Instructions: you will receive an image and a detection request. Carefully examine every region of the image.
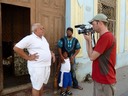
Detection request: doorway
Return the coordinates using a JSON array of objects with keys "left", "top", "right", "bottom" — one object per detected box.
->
[{"left": 1, "top": 3, "right": 31, "bottom": 88}]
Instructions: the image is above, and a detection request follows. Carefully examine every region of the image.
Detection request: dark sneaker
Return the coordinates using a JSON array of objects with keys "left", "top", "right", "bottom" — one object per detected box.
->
[
  {"left": 60, "top": 91, "right": 67, "bottom": 96},
  {"left": 66, "top": 90, "right": 72, "bottom": 95}
]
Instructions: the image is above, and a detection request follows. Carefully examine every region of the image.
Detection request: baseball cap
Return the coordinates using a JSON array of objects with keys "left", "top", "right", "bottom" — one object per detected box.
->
[{"left": 89, "top": 13, "right": 108, "bottom": 24}]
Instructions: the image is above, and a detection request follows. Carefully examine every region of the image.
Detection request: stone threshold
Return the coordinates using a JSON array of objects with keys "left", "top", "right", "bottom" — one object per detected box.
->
[{"left": 1, "top": 83, "right": 31, "bottom": 95}]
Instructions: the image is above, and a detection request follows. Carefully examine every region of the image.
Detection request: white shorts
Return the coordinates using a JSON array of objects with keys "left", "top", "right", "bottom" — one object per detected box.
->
[{"left": 28, "top": 66, "right": 50, "bottom": 90}]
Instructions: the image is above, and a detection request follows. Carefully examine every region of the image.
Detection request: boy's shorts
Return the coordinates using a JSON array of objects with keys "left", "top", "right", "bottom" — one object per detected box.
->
[
  {"left": 58, "top": 71, "right": 72, "bottom": 88},
  {"left": 28, "top": 66, "right": 50, "bottom": 90}
]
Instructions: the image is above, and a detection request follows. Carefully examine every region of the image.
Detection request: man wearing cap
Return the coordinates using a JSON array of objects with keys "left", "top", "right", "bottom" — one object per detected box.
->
[{"left": 83, "top": 13, "right": 116, "bottom": 96}]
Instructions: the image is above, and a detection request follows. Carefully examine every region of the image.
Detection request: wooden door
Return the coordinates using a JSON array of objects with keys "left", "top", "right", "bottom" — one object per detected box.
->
[
  {"left": 35, "top": 0, "right": 65, "bottom": 81},
  {"left": 36, "top": 0, "right": 65, "bottom": 53}
]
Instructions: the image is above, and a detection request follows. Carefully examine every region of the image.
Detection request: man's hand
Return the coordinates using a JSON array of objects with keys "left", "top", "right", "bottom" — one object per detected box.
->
[
  {"left": 83, "top": 32, "right": 92, "bottom": 42},
  {"left": 51, "top": 52, "right": 56, "bottom": 63},
  {"left": 60, "top": 55, "right": 65, "bottom": 63},
  {"left": 70, "top": 56, "right": 75, "bottom": 64},
  {"left": 28, "top": 53, "right": 39, "bottom": 61}
]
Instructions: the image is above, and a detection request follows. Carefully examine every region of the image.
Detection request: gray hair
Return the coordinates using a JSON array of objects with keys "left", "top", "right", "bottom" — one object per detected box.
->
[{"left": 31, "top": 23, "right": 41, "bottom": 32}]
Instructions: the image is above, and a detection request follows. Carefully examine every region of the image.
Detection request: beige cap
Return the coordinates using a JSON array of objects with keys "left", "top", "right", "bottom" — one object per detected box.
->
[{"left": 89, "top": 13, "right": 108, "bottom": 24}]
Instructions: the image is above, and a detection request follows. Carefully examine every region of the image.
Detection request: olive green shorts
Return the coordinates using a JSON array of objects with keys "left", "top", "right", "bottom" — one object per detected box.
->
[{"left": 93, "top": 80, "right": 116, "bottom": 96}]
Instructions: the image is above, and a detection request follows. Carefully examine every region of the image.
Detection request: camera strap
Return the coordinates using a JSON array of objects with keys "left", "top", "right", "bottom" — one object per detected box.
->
[{"left": 92, "top": 33, "right": 96, "bottom": 47}]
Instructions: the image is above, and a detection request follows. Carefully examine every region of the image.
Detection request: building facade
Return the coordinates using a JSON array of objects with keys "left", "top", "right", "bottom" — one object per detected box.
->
[
  {"left": 0, "top": 0, "right": 128, "bottom": 95},
  {"left": 0, "top": 0, "right": 65, "bottom": 95},
  {"left": 66, "top": 0, "right": 128, "bottom": 81}
]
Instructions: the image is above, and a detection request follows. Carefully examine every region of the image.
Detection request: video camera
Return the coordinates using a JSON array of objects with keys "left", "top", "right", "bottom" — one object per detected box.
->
[{"left": 75, "top": 24, "right": 94, "bottom": 35}]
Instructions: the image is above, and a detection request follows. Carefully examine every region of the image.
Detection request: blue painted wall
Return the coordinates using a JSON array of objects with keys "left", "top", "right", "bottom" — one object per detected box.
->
[
  {"left": 119, "top": 0, "right": 126, "bottom": 53},
  {"left": 65, "top": 0, "right": 71, "bottom": 32}
]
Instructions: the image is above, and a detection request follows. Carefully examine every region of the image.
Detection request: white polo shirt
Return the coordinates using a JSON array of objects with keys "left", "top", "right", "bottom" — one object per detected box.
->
[{"left": 15, "top": 33, "right": 51, "bottom": 67}]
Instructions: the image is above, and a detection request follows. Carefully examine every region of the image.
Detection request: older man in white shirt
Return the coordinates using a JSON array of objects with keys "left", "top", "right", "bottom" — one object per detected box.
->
[{"left": 13, "top": 23, "right": 55, "bottom": 96}]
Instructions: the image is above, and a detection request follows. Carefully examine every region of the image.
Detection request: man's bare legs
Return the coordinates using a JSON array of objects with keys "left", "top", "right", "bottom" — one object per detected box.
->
[
  {"left": 32, "top": 88, "right": 40, "bottom": 96},
  {"left": 32, "top": 84, "right": 44, "bottom": 96},
  {"left": 40, "top": 85, "right": 44, "bottom": 96}
]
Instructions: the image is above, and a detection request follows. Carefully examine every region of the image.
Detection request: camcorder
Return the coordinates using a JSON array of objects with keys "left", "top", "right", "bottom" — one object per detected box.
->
[
  {"left": 75, "top": 24, "right": 94, "bottom": 35},
  {"left": 75, "top": 24, "right": 96, "bottom": 46}
]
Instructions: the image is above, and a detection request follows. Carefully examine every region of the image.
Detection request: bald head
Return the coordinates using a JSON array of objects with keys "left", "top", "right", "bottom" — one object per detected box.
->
[{"left": 31, "top": 23, "right": 42, "bottom": 32}]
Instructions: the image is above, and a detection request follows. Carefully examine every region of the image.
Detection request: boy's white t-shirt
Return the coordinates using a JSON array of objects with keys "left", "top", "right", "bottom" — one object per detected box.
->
[{"left": 60, "top": 58, "right": 71, "bottom": 72}]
